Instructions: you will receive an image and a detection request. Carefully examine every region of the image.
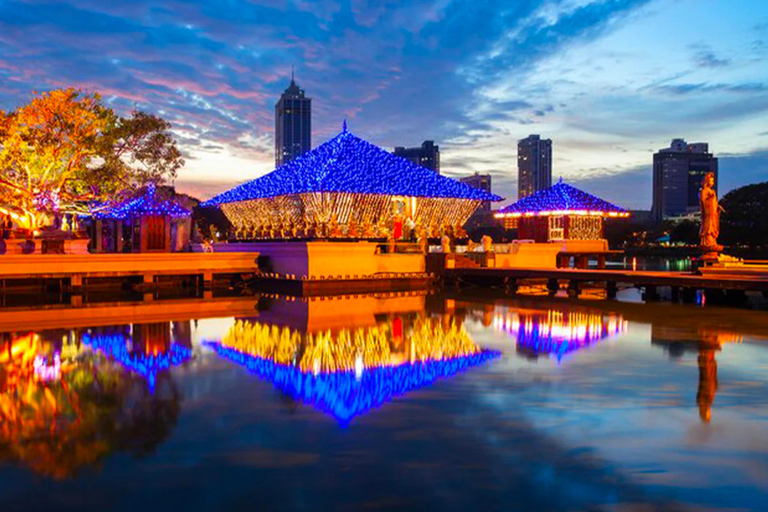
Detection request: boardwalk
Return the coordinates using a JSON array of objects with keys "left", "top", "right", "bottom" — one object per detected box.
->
[{"left": 446, "top": 266, "right": 768, "bottom": 302}]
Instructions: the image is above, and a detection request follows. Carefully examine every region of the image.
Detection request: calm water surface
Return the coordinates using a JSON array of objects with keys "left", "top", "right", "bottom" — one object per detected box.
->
[{"left": 1, "top": 289, "right": 767, "bottom": 512}]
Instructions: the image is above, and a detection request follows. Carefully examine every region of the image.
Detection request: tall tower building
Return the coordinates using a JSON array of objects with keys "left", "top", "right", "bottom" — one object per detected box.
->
[
  {"left": 517, "top": 134, "right": 552, "bottom": 199},
  {"left": 275, "top": 74, "right": 311, "bottom": 167},
  {"left": 652, "top": 139, "right": 718, "bottom": 221},
  {"left": 459, "top": 173, "right": 492, "bottom": 212},
  {"left": 393, "top": 141, "right": 440, "bottom": 173}
]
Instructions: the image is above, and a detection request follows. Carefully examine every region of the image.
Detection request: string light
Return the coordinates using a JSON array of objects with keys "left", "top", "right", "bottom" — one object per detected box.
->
[
  {"left": 202, "top": 315, "right": 501, "bottom": 424},
  {"left": 81, "top": 332, "right": 192, "bottom": 392},
  {"left": 206, "top": 342, "right": 499, "bottom": 426},
  {"left": 92, "top": 186, "right": 191, "bottom": 220},
  {"left": 495, "top": 181, "right": 629, "bottom": 218},
  {"left": 494, "top": 309, "right": 627, "bottom": 361},
  {"left": 201, "top": 128, "right": 502, "bottom": 207}
]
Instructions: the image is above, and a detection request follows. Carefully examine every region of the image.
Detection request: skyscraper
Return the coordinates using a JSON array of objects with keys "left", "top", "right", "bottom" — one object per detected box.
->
[
  {"left": 460, "top": 173, "right": 492, "bottom": 213},
  {"left": 275, "top": 74, "right": 311, "bottom": 167},
  {"left": 393, "top": 141, "right": 440, "bottom": 173},
  {"left": 460, "top": 172, "right": 495, "bottom": 230},
  {"left": 652, "top": 139, "right": 718, "bottom": 221},
  {"left": 517, "top": 134, "right": 552, "bottom": 199}
]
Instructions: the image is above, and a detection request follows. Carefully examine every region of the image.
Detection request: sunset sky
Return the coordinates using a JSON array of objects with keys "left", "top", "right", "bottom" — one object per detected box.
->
[{"left": 1, "top": 0, "right": 767, "bottom": 208}]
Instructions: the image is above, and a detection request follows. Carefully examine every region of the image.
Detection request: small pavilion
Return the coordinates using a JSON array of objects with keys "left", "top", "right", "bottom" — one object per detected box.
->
[
  {"left": 201, "top": 123, "right": 502, "bottom": 241},
  {"left": 495, "top": 180, "right": 629, "bottom": 242},
  {"left": 90, "top": 187, "right": 192, "bottom": 253},
  {"left": 493, "top": 180, "right": 629, "bottom": 268}
]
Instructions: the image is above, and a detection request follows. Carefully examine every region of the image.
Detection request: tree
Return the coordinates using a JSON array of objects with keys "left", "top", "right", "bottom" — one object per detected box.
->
[
  {"left": 720, "top": 181, "right": 768, "bottom": 251},
  {"left": 669, "top": 219, "right": 699, "bottom": 245},
  {"left": 0, "top": 89, "right": 183, "bottom": 230}
]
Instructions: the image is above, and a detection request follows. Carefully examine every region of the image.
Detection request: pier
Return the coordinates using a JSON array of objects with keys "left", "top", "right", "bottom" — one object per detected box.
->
[
  {"left": 445, "top": 266, "right": 768, "bottom": 303},
  {"left": 0, "top": 252, "right": 259, "bottom": 292}
]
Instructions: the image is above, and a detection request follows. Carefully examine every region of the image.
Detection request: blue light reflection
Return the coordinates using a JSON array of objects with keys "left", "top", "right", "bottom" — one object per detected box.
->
[{"left": 205, "top": 342, "right": 500, "bottom": 426}]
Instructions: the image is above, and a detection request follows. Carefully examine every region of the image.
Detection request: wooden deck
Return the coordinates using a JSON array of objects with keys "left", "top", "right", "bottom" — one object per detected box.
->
[
  {"left": 0, "top": 252, "right": 259, "bottom": 289},
  {"left": 446, "top": 266, "right": 768, "bottom": 301},
  {"left": 0, "top": 295, "right": 261, "bottom": 332}
]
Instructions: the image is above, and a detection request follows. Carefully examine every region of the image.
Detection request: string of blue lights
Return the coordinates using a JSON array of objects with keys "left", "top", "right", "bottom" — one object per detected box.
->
[
  {"left": 498, "top": 181, "right": 627, "bottom": 215},
  {"left": 205, "top": 341, "right": 500, "bottom": 426},
  {"left": 201, "top": 128, "right": 502, "bottom": 207}
]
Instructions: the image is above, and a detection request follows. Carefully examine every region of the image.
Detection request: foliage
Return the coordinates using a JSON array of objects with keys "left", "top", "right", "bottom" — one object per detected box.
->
[
  {"left": 0, "top": 337, "right": 181, "bottom": 479},
  {"left": 0, "top": 88, "right": 183, "bottom": 229},
  {"left": 669, "top": 220, "right": 699, "bottom": 245},
  {"left": 720, "top": 181, "right": 768, "bottom": 249}
]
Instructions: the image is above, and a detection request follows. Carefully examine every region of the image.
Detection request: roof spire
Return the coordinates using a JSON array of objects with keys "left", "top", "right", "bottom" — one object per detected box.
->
[
  {"left": 291, "top": 65, "right": 295, "bottom": 84},
  {"left": 342, "top": 118, "right": 348, "bottom": 133},
  {"left": 558, "top": 176, "right": 563, "bottom": 184}
]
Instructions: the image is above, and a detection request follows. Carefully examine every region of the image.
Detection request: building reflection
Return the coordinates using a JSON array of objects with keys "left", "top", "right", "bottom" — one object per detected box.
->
[
  {"left": 81, "top": 322, "right": 193, "bottom": 392},
  {"left": 0, "top": 322, "right": 187, "bottom": 479},
  {"left": 492, "top": 308, "right": 627, "bottom": 361},
  {"left": 652, "top": 326, "right": 742, "bottom": 423},
  {"left": 205, "top": 293, "right": 499, "bottom": 425}
]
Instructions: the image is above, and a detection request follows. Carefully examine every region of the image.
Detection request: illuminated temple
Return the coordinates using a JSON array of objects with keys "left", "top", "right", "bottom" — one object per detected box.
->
[
  {"left": 493, "top": 307, "right": 627, "bottom": 361},
  {"left": 204, "top": 294, "right": 499, "bottom": 424},
  {"left": 495, "top": 180, "right": 628, "bottom": 243},
  {"left": 201, "top": 124, "right": 501, "bottom": 240}
]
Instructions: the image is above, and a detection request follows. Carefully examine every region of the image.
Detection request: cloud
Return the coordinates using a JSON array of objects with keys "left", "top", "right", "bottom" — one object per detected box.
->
[{"left": 0, "top": 0, "right": 766, "bottom": 202}]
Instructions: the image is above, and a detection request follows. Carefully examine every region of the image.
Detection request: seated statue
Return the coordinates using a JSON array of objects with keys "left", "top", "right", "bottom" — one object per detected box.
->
[
  {"left": 329, "top": 214, "right": 342, "bottom": 238},
  {"left": 347, "top": 217, "right": 359, "bottom": 238},
  {"left": 481, "top": 234, "right": 493, "bottom": 252}
]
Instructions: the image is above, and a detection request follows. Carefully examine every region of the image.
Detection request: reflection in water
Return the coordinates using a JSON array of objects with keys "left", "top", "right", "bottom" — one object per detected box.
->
[
  {"left": 82, "top": 324, "right": 192, "bottom": 392},
  {"left": 206, "top": 312, "right": 499, "bottom": 425},
  {"left": 652, "top": 326, "right": 743, "bottom": 423},
  {"left": 493, "top": 308, "right": 627, "bottom": 361},
  {"left": 0, "top": 325, "right": 184, "bottom": 479}
]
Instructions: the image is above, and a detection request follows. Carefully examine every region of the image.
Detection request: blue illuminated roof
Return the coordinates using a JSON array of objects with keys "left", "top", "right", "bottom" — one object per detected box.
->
[
  {"left": 497, "top": 180, "right": 627, "bottom": 215},
  {"left": 205, "top": 341, "right": 500, "bottom": 426},
  {"left": 82, "top": 332, "right": 192, "bottom": 392},
  {"left": 93, "top": 186, "right": 191, "bottom": 220},
  {"left": 201, "top": 127, "right": 502, "bottom": 206}
]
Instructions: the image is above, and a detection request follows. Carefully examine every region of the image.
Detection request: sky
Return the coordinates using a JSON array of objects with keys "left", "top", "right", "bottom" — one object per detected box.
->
[{"left": 1, "top": 0, "right": 767, "bottom": 209}]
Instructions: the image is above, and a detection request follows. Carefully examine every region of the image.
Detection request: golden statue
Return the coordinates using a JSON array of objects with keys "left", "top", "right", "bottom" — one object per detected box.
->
[
  {"left": 347, "top": 217, "right": 359, "bottom": 238},
  {"left": 361, "top": 217, "right": 376, "bottom": 238},
  {"left": 699, "top": 172, "right": 723, "bottom": 254},
  {"left": 329, "top": 214, "right": 342, "bottom": 238},
  {"left": 697, "top": 345, "right": 718, "bottom": 423}
]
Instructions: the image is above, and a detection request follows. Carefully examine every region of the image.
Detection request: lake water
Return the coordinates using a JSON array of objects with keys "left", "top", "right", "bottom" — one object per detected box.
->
[{"left": 1, "top": 289, "right": 768, "bottom": 512}]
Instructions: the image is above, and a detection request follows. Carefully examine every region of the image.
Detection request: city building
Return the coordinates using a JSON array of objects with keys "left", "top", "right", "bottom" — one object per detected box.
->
[
  {"left": 494, "top": 179, "right": 628, "bottom": 251},
  {"left": 517, "top": 134, "right": 552, "bottom": 199},
  {"left": 460, "top": 173, "right": 497, "bottom": 230},
  {"left": 459, "top": 173, "right": 493, "bottom": 213},
  {"left": 275, "top": 75, "right": 311, "bottom": 167},
  {"left": 393, "top": 141, "right": 440, "bottom": 173},
  {"left": 652, "top": 139, "right": 718, "bottom": 221}
]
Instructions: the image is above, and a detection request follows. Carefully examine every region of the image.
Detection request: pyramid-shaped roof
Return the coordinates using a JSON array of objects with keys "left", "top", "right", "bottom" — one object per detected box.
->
[
  {"left": 93, "top": 186, "right": 191, "bottom": 219},
  {"left": 201, "top": 127, "right": 502, "bottom": 207},
  {"left": 496, "top": 180, "right": 627, "bottom": 217}
]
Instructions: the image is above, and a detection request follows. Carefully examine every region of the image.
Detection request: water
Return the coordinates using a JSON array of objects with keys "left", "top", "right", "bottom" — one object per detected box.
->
[{"left": 1, "top": 290, "right": 768, "bottom": 511}]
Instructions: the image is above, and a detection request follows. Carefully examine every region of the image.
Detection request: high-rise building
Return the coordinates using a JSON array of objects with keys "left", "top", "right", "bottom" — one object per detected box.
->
[
  {"left": 460, "top": 173, "right": 492, "bottom": 212},
  {"left": 652, "top": 139, "right": 718, "bottom": 221},
  {"left": 393, "top": 141, "right": 440, "bottom": 173},
  {"left": 275, "top": 75, "right": 311, "bottom": 167},
  {"left": 517, "top": 134, "right": 552, "bottom": 199}
]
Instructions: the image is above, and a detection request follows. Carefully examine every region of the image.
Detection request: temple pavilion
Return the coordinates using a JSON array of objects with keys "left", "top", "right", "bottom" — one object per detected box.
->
[
  {"left": 90, "top": 186, "right": 192, "bottom": 253},
  {"left": 201, "top": 124, "right": 502, "bottom": 240},
  {"left": 495, "top": 180, "right": 629, "bottom": 243}
]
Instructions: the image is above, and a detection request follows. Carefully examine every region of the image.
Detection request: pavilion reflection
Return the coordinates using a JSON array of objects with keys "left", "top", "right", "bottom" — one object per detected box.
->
[
  {"left": 80, "top": 322, "right": 193, "bottom": 392},
  {"left": 0, "top": 323, "right": 185, "bottom": 478},
  {"left": 205, "top": 293, "right": 499, "bottom": 425},
  {"left": 652, "top": 326, "right": 742, "bottom": 423},
  {"left": 492, "top": 307, "right": 627, "bottom": 361}
]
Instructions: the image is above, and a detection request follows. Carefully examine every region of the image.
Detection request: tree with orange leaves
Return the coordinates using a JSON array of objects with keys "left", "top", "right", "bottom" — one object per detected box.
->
[{"left": 0, "top": 88, "right": 183, "bottom": 230}]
